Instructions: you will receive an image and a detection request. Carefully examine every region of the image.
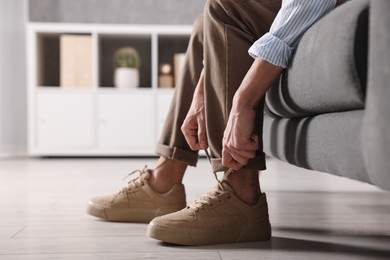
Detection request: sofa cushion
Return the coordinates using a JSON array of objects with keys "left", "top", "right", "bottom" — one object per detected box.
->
[
  {"left": 362, "top": 0, "right": 390, "bottom": 192},
  {"left": 263, "top": 110, "right": 373, "bottom": 188},
  {"left": 266, "top": 0, "right": 369, "bottom": 118}
]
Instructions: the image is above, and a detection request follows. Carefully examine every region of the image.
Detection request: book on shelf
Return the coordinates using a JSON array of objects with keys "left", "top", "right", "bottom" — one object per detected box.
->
[
  {"left": 60, "top": 35, "right": 93, "bottom": 88},
  {"left": 174, "top": 53, "right": 186, "bottom": 87}
]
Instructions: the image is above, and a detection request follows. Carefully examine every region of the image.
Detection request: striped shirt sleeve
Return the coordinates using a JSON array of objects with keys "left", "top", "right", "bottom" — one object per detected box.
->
[{"left": 248, "top": 0, "right": 337, "bottom": 68}]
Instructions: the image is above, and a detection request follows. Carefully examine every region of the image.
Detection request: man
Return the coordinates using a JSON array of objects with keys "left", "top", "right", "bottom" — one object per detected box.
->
[{"left": 87, "top": 0, "right": 343, "bottom": 245}]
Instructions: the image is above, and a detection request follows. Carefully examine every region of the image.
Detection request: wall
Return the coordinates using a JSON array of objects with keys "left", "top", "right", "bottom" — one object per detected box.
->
[
  {"left": 29, "top": 0, "right": 206, "bottom": 25},
  {"left": 0, "top": 0, "right": 28, "bottom": 157}
]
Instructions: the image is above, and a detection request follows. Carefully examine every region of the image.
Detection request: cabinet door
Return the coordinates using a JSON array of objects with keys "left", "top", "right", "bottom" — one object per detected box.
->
[
  {"left": 157, "top": 91, "right": 174, "bottom": 140},
  {"left": 98, "top": 92, "right": 155, "bottom": 149},
  {"left": 36, "top": 92, "right": 94, "bottom": 148}
]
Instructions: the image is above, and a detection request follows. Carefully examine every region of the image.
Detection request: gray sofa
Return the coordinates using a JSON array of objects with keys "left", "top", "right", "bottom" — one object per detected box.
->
[{"left": 263, "top": 0, "right": 390, "bottom": 190}]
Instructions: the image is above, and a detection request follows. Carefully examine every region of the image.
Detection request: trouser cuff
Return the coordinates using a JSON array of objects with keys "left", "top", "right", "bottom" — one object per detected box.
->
[
  {"left": 210, "top": 153, "right": 267, "bottom": 172},
  {"left": 155, "top": 144, "right": 199, "bottom": 167}
]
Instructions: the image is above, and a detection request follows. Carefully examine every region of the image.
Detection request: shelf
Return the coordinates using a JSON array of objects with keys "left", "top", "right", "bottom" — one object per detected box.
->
[
  {"left": 158, "top": 35, "right": 189, "bottom": 88},
  {"left": 36, "top": 32, "right": 93, "bottom": 87},
  {"left": 28, "top": 23, "right": 191, "bottom": 156},
  {"left": 36, "top": 86, "right": 95, "bottom": 94},
  {"left": 36, "top": 33, "right": 61, "bottom": 86},
  {"left": 97, "top": 87, "right": 155, "bottom": 94},
  {"left": 98, "top": 34, "right": 152, "bottom": 88},
  {"left": 35, "top": 86, "right": 169, "bottom": 95}
]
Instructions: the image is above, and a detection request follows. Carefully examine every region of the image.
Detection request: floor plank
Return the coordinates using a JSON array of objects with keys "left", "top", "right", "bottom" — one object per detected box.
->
[{"left": 0, "top": 157, "right": 389, "bottom": 259}]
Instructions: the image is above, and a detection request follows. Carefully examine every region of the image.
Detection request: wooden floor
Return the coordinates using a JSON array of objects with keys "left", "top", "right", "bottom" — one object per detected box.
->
[{"left": 0, "top": 157, "right": 389, "bottom": 259}]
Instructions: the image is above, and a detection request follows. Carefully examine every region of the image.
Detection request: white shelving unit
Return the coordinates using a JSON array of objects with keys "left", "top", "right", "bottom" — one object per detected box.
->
[{"left": 27, "top": 23, "right": 192, "bottom": 156}]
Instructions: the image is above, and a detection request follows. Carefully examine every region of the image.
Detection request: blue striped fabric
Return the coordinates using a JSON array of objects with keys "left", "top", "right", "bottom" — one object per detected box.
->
[{"left": 248, "top": 0, "right": 337, "bottom": 68}]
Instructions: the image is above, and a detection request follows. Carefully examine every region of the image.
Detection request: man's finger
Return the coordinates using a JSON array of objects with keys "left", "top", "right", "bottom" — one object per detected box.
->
[
  {"left": 226, "top": 143, "right": 257, "bottom": 159},
  {"left": 222, "top": 148, "right": 243, "bottom": 171},
  {"left": 224, "top": 145, "right": 249, "bottom": 166},
  {"left": 181, "top": 124, "right": 201, "bottom": 151},
  {"left": 197, "top": 118, "right": 208, "bottom": 149},
  {"left": 235, "top": 137, "right": 260, "bottom": 151}
]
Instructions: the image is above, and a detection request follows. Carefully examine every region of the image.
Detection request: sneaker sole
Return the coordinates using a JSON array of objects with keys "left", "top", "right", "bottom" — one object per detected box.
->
[
  {"left": 87, "top": 201, "right": 180, "bottom": 223},
  {"left": 146, "top": 221, "right": 271, "bottom": 246}
]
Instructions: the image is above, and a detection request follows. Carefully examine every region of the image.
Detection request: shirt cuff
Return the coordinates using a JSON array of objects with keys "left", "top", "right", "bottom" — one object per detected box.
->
[{"left": 248, "top": 33, "right": 293, "bottom": 68}]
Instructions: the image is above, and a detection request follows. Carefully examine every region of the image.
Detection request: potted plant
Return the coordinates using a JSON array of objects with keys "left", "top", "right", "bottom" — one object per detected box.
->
[{"left": 113, "top": 47, "right": 141, "bottom": 89}]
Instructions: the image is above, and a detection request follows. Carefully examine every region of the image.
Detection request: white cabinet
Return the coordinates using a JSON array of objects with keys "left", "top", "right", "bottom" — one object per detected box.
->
[
  {"left": 36, "top": 92, "right": 94, "bottom": 149},
  {"left": 27, "top": 23, "right": 191, "bottom": 156},
  {"left": 98, "top": 92, "right": 155, "bottom": 149}
]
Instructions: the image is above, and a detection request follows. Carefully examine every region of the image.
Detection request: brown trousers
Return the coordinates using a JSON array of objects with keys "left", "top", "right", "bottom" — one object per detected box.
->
[{"left": 156, "top": 0, "right": 282, "bottom": 172}]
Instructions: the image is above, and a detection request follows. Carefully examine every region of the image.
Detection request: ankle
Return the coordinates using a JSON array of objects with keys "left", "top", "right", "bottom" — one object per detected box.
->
[
  {"left": 225, "top": 170, "right": 261, "bottom": 205},
  {"left": 149, "top": 157, "right": 187, "bottom": 193}
]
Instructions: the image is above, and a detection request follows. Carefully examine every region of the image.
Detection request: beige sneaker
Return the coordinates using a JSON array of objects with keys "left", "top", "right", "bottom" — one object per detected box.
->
[
  {"left": 87, "top": 168, "right": 186, "bottom": 223},
  {"left": 146, "top": 181, "right": 271, "bottom": 245}
]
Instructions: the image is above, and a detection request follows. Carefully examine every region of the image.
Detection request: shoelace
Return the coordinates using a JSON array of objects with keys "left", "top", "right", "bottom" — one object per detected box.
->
[
  {"left": 188, "top": 151, "right": 234, "bottom": 211},
  {"left": 204, "top": 149, "right": 234, "bottom": 184},
  {"left": 188, "top": 182, "right": 231, "bottom": 211},
  {"left": 118, "top": 165, "right": 148, "bottom": 194}
]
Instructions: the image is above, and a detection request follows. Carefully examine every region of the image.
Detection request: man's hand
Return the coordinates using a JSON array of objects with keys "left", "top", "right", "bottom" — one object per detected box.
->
[
  {"left": 181, "top": 69, "right": 208, "bottom": 150},
  {"left": 222, "top": 58, "right": 284, "bottom": 170},
  {"left": 181, "top": 99, "right": 208, "bottom": 150},
  {"left": 222, "top": 106, "right": 259, "bottom": 170}
]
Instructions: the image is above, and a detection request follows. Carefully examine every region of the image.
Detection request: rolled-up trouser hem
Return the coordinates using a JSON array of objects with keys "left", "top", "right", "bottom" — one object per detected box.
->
[
  {"left": 210, "top": 153, "right": 267, "bottom": 172},
  {"left": 155, "top": 144, "right": 199, "bottom": 167}
]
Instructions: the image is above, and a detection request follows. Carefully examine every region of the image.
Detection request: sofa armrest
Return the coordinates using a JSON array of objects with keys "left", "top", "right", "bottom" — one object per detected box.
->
[
  {"left": 266, "top": 0, "right": 369, "bottom": 118},
  {"left": 362, "top": 0, "right": 390, "bottom": 190}
]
